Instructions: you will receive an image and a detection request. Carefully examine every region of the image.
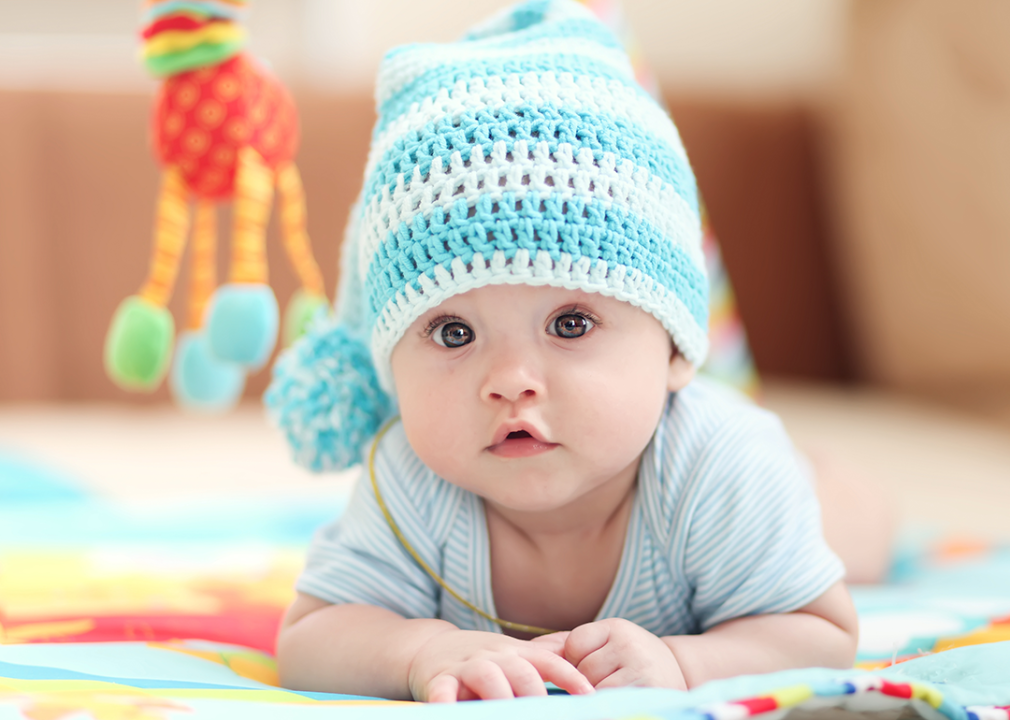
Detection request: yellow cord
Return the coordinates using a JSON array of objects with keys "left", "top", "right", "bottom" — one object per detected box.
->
[{"left": 369, "top": 418, "right": 558, "bottom": 637}]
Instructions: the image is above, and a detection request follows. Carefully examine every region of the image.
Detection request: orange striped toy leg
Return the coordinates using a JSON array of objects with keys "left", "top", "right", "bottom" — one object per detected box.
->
[
  {"left": 276, "top": 162, "right": 330, "bottom": 345},
  {"left": 204, "top": 146, "right": 279, "bottom": 369},
  {"left": 140, "top": 166, "right": 191, "bottom": 308},
  {"left": 228, "top": 146, "right": 273, "bottom": 285},
  {"left": 276, "top": 162, "right": 326, "bottom": 298},
  {"left": 186, "top": 200, "right": 217, "bottom": 330},
  {"left": 170, "top": 199, "right": 246, "bottom": 412},
  {"left": 105, "top": 166, "right": 189, "bottom": 391}
]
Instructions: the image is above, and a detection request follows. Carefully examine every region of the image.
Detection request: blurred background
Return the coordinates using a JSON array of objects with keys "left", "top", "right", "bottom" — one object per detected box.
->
[{"left": 0, "top": 0, "right": 1008, "bottom": 533}]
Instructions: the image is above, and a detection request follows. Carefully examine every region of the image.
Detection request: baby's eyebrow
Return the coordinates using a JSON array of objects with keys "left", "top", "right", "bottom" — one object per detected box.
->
[
  {"left": 418, "top": 311, "right": 465, "bottom": 334},
  {"left": 555, "top": 302, "right": 601, "bottom": 319}
]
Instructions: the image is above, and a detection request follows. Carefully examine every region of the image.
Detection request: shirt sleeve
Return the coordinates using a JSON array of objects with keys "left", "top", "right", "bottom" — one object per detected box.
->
[
  {"left": 676, "top": 409, "right": 845, "bottom": 632},
  {"left": 295, "top": 424, "right": 444, "bottom": 620}
]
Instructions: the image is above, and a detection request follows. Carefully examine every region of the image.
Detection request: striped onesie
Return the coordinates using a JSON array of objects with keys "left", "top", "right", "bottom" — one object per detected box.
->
[{"left": 297, "top": 379, "right": 844, "bottom": 636}]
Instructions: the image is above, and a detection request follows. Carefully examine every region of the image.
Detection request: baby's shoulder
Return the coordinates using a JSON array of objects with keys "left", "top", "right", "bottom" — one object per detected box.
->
[
  {"left": 660, "top": 377, "right": 785, "bottom": 451},
  {"left": 648, "top": 378, "right": 797, "bottom": 497},
  {"left": 642, "top": 379, "right": 806, "bottom": 546}
]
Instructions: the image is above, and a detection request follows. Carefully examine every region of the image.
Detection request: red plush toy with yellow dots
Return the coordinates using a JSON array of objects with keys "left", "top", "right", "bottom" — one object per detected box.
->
[{"left": 105, "top": 0, "right": 328, "bottom": 411}]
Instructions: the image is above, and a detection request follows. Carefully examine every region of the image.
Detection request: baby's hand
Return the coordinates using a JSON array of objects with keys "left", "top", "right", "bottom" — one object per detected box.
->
[
  {"left": 534, "top": 619, "right": 686, "bottom": 690},
  {"left": 408, "top": 629, "right": 595, "bottom": 702}
]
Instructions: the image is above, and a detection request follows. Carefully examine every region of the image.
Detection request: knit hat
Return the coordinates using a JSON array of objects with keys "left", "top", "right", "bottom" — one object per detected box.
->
[{"left": 266, "top": 0, "right": 708, "bottom": 472}]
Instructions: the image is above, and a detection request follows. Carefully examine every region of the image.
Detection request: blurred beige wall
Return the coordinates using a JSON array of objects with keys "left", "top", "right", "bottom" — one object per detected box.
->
[
  {"left": 830, "top": 0, "right": 1010, "bottom": 401},
  {"left": 0, "top": 0, "right": 849, "bottom": 98}
]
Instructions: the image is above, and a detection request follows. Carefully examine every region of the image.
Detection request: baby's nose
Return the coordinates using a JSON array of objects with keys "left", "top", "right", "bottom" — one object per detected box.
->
[
  {"left": 480, "top": 350, "right": 545, "bottom": 404},
  {"left": 485, "top": 385, "right": 537, "bottom": 403}
]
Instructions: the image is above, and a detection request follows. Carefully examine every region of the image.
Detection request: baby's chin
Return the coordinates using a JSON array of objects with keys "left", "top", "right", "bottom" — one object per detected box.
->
[
  {"left": 482, "top": 493, "right": 587, "bottom": 517},
  {"left": 425, "top": 449, "right": 639, "bottom": 514},
  {"left": 431, "top": 466, "right": 561, "bottom": 506},
  {"left": 472, "top": 475, "right": 611, "bottom": 517}
]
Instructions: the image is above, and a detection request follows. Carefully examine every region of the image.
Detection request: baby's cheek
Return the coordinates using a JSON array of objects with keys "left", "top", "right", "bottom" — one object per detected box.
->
[
  {"left": 576, "top": 372, "right": 666, "bottom": 435},
  {"left": 402, "top": 406, "right": 477, "bottom": 481},
  {"left": 402, "top": 414, "right": 449, "bottom": 466}
]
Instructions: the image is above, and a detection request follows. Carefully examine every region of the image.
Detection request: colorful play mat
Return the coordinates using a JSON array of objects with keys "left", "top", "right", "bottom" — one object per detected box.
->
[{"left": 2, "top": 451, "right": 1010, "bottom": 720}]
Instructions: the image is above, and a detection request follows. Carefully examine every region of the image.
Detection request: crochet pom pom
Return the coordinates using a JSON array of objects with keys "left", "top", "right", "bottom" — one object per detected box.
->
[{"left": 264, "top": 318, "right": 393, "bottom": 472}]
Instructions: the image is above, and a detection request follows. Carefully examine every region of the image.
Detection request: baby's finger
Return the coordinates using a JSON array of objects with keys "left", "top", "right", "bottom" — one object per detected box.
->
[
  {"left": 572, "top": 646, "right": 620, "bottom": 688},
  {"left": 459, "top": 659, "right": 515, "bottom": 700},
  {"left": 594, "top": 666, "right": 644, "bottom": 690},
  {"left": 563, "top": 622, "right": 611, "bottom": 667},
  {"left": 497, "top": 656, "right": 549, "bottom": 698},
  {"left": 426, "top": 674, "right": 460, "bottom": 704},
  {"left": 529, "top": 631, "right": 569, "bottom": 655},
  {"left": 523, "top": 648, "right": 595, "bottom": 696}
]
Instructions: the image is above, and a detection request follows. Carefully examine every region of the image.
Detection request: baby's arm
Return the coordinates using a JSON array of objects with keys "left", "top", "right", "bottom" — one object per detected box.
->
[
  {"left": 542, "top": 581, "right": 856, "bottom": 690},
  {"left": 663, "top": 580, "right": 858, "bottom": 686},
  {"left": 277, "top": 592, "right": 594, "bottom": 701}
]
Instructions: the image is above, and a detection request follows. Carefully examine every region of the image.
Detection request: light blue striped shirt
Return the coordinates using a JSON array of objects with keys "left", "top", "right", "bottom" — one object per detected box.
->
[{"left": 297, "top": 379, "right": 844, "bottom": 635}]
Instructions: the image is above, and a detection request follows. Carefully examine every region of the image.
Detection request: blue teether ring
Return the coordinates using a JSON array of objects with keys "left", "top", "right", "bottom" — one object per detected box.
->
[{"left": 205, "top": 282, "right": 279, "bottom": 369}]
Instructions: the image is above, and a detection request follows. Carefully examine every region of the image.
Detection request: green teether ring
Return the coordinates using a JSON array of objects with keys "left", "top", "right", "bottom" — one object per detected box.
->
[
  {"left": 104, "top": 295, "right": 175, "bottom": 391},
  {"left": 283, "top": 289, "right": 329, "bottom": 347}
]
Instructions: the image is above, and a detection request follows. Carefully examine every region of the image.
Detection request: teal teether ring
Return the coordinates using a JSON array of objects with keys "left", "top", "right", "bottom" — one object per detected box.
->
[
  {"left": 205, "top": 282, "right": 279, "bottom": 370},
  {"left": 171, "top": 329, "right": 246, "bottom": 412}
]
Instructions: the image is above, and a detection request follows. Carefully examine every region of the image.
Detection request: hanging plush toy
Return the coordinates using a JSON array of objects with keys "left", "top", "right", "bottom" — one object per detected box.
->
[{"left": 104, "top": 0, "right": 328, "bottom": 411}]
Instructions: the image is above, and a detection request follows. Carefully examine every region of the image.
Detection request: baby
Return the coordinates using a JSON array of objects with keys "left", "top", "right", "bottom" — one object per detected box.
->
[{"left": 267, "top": 0, "right": 857, "bottom": 702}]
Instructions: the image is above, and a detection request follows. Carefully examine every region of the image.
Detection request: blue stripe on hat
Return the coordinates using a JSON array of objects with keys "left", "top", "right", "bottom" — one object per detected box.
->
[
  {"left": 375, "top": 51, "right": 641, "bottom": 139},
  {"left": 381, "top": 17, "right": 624, "bottom": 94},
  {"left": 365, "top": 191, "right": 708, "bottom": 329},
  {"left": 462, "top": 16, "right": 623, "bottom": 51},
  {"left": 486, "top": 0, "right": 553, "bottom": 37},
  {"left": 387, "top": 16, "right": 622, "bottom": 64},
  {"left": 365, "top": 101, "right": 699, "bottom": 217}
]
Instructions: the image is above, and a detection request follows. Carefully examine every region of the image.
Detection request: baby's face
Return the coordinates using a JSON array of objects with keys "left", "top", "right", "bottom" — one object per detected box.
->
[{"left": 390, "top": 284, "right": 695, "bottom": 517}]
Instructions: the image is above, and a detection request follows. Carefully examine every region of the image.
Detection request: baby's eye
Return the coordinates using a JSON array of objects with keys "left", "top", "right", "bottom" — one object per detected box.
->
[
  {"left": 432, "top": 321, "right": 475, "bottom": 348},
  {"left": 550, "top": 313, "right": 594, "bottom": 339}
]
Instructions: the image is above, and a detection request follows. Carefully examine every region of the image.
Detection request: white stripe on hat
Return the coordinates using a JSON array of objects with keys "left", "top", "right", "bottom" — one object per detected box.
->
[
  {"left": 357, "top": 139, "right": 702, "bottom": 285},
  {"left": 366, "top": 71, "right": 689, "bottom": 184}
]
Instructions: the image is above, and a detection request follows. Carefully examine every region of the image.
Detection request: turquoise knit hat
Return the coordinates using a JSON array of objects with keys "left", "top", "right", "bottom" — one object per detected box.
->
[{"left": 266, "top": 0, "right": 708, "bottom": 471}]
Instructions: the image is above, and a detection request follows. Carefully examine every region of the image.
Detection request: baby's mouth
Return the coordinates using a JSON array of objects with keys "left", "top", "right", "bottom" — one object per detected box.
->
[{"left": 488, "top": 427, "right": 557, "bottom": 458}]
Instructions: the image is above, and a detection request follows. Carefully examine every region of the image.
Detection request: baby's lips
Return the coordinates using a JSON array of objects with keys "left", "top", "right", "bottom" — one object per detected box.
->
[{"left": 489, "top": 420, "right": 550, "bottom": 447}]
